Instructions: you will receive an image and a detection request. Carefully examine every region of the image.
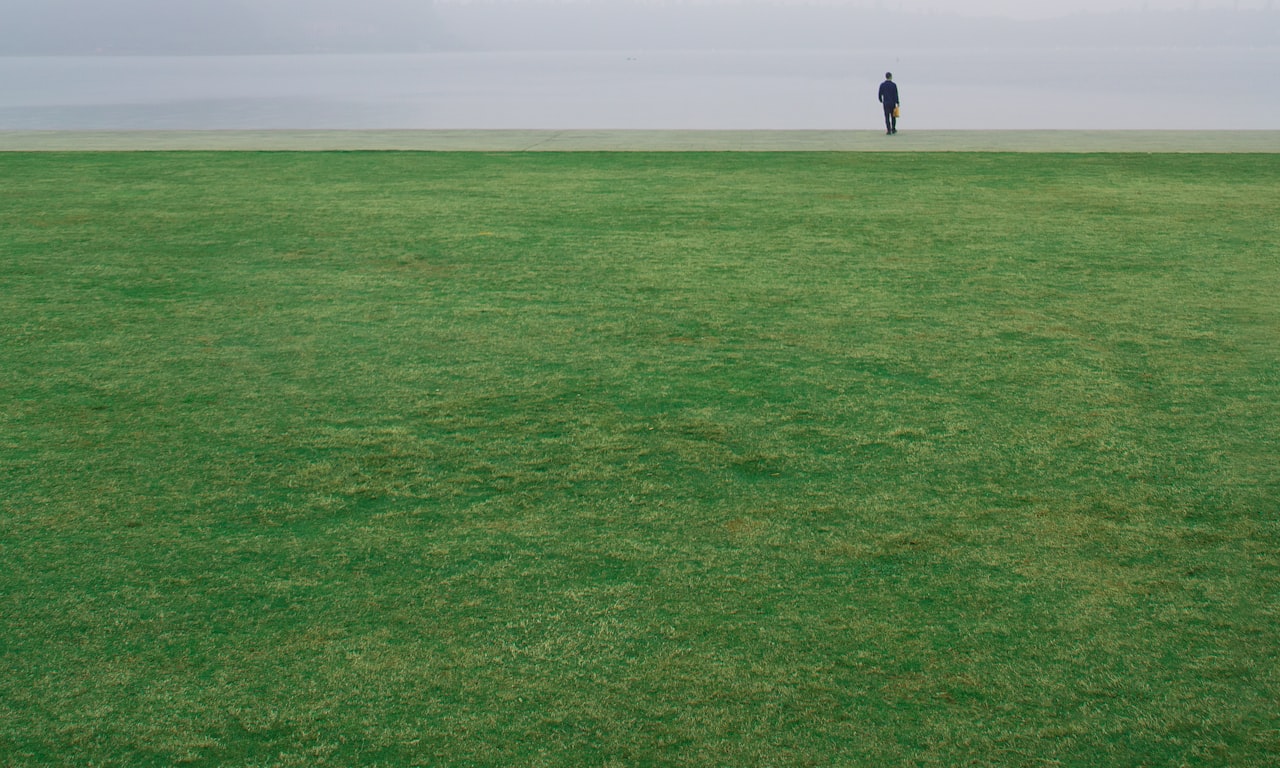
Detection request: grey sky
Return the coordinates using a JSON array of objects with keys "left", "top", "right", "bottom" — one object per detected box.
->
[
  {"left": 3, "top": 0, "right": 1277, "bottom": 129},
  {"left": 431, "top": 0, "right": 1274, "bottom": 14},
  {"left": 2, "top": 0, "right": 1276, "bottom": 55},
  {"left": 779, "top": 0, "right": 1270, "bottom": 16}
]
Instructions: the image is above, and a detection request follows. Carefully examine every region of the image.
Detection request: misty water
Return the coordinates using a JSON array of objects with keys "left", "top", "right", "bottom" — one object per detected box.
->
[{"left": 2, "top": 47, "right": 1277, "bottom": 131}]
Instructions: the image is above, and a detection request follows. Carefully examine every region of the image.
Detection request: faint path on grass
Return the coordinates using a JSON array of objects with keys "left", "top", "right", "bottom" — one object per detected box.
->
[{"left": 1, "top": 130, "right": 1278, "bottom": 152}]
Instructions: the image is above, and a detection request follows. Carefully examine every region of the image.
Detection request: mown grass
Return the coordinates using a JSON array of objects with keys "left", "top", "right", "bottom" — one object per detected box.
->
[{"left": 1, "top": 150, "right": 1278, "bottom": 766}]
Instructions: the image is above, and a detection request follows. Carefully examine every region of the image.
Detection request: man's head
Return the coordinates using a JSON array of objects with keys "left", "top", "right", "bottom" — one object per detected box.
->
[{"left": 885, "top": 72, "right": 893, "bottom": 80}]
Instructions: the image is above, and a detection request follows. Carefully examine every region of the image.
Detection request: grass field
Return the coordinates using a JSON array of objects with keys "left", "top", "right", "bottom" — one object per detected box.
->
[{"left": 2, "top": 151, "right": 1278, "bottom": 766}]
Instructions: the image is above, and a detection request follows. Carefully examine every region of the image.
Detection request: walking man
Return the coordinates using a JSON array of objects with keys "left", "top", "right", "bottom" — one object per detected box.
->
[{"left": 879, "top": 72, "right": 899, "bottom": 135}]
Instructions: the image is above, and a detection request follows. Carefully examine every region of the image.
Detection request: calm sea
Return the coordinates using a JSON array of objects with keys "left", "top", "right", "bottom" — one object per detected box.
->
[{"left": 1, "top": 48, "right": 1276, "bottom": 131}]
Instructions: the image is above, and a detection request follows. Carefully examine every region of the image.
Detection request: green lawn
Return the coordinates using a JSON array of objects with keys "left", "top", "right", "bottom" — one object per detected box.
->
[{"left": 2, "top": 151, "right": 1278, "bottom": 766}]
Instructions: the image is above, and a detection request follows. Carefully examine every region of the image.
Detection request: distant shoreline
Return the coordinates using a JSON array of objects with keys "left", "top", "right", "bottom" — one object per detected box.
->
[{"left": 3, "top": 130, "right": 1278, "bottom": 153}]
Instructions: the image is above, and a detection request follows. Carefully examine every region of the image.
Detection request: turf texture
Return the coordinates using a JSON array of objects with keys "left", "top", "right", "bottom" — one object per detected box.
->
[{"left": 2, "top": 151, "right": 1278, "bottom": 766}]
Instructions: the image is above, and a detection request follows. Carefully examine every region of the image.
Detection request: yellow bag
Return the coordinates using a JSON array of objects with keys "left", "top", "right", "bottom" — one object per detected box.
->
[{"left": 893, "top": 106, "right": 901, "bottom": 118}]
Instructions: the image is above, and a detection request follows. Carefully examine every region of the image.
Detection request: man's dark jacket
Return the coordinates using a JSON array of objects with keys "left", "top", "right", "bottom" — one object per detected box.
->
[{"left": 879, "top": 80, "right": 899, "bottom": 108}]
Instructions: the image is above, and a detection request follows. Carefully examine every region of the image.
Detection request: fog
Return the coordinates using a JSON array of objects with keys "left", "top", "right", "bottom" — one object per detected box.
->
[
  {"left": 4, "top": 0, "right": 1276, "bottom": 130},
  {"left": 2, "top": 0, "right": 1276, "bottom": 55}
]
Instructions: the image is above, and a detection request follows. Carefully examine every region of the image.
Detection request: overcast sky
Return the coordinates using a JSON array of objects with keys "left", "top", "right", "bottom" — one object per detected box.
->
[
  {"left": 432, "top": 0, "right": 1274, "bottom": 14},
  {"left": 3, "top": 0, "right": 1275, "bottom": 55},
  {"left": 3, "top": 0, "right": 1276, "bottom": 128},
  {"left": 853, "top": 0, "right": 1273, "bottom": 17}
]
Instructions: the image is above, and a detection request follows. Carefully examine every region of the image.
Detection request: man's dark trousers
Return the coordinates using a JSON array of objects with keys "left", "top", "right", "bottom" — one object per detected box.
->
[{"left": 883, "top": 105, "right": 897, "bottom": 134}]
